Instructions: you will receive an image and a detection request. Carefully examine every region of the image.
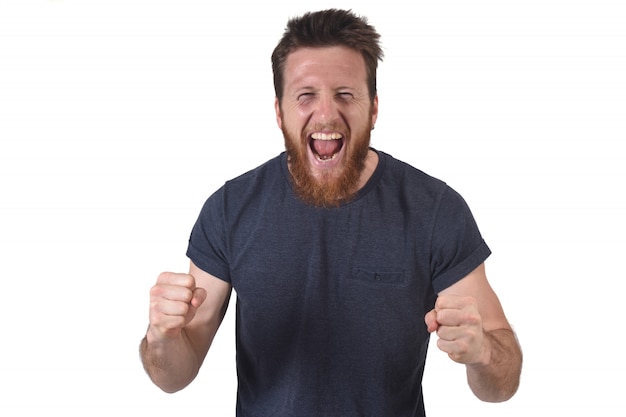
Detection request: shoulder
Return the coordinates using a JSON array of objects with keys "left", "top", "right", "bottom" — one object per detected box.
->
[
  {"left": 207, "top": 153, "right": 287, "bottom": 207},
  {"left": 225, "top": 153, "right": 285, "bottom": 191},
  {"left": 195, "top": 154, "right": 286, "bottom": 221},
  {"left": 376, "top": 150, "right": 451, "bottom": 204},
  {"left": 196, "top": 153, "right": 302, "bottom": 236},
  {"left": 373, "top": 150, "right": 480, "bottom": 234},
  {"left": 379, "top": 150, "right": 445, "bottom": 186}
]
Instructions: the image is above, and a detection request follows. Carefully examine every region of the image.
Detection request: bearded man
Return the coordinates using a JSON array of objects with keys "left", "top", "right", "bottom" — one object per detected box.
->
[{"left": 140, "top": 9, "right": 522, "bottom": 417}]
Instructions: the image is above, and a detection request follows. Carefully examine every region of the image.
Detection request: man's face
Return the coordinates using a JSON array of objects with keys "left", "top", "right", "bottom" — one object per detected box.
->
[{"left": 275, "top": 46, "right": 378, "bottom": 207}]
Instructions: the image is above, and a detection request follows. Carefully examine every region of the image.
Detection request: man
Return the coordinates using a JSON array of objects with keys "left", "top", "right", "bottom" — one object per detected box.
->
[{"left": 140, "top": 9, "right": 522, "bottom": 416}]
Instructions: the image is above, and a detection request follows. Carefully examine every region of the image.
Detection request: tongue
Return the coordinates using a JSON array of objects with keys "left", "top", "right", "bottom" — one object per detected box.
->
[{"left": 312, "top": 139, "right": 342, "bottom": 158}]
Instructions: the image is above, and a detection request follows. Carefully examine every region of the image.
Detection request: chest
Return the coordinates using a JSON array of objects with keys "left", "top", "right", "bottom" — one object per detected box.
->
[{"left": 226, "top": 199, "right": 436, "bottom": 319}]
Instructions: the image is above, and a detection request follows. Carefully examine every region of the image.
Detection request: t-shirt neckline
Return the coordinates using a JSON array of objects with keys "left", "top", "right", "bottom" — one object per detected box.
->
[{"left": 279, "top": 147, "right": 386, "bottom": 208}]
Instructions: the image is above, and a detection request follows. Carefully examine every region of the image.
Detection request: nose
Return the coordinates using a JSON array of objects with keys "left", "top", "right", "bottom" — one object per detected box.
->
[{"left": 313, "top": 93, "right": 339, "bottom": 125}]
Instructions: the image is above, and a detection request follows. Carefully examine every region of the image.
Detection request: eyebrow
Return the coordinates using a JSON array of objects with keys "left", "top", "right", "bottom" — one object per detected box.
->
[{"left": 293, "top": 86, "right": 358, "bottom": 93}]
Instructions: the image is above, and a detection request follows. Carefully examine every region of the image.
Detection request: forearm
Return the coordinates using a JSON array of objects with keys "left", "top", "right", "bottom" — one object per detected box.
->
[
  {"left": 140, "top": 328, "right": 202, "bottom": 393},
  {"left": 466, "top": 328, "right": 522, "bottom": 402}
]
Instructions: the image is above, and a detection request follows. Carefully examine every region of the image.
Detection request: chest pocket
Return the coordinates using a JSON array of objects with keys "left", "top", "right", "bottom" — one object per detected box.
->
[{"left": 349, "top": 267, "right": 408, "bottom": 288}]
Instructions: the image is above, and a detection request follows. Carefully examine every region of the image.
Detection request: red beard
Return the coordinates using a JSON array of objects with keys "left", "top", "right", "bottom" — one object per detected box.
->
[{"left": 283, "top": 125, "right": 372, "bottom": 208}]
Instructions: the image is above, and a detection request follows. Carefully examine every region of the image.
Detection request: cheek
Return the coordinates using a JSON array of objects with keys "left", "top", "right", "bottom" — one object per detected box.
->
[
  {"left": 283, "top": 113, "right": 309, "bottom": 138},
  {"left": 281, "top": 119, "right": 307, "bottom": 150}
]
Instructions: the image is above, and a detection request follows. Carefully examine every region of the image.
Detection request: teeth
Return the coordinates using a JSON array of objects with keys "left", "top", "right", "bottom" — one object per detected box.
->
[
  {"left": 311, "top": 132, "right": 342, "bottom": 140},
  {"left": 316, "top": 154, "right": 336, "bottom": 161}
]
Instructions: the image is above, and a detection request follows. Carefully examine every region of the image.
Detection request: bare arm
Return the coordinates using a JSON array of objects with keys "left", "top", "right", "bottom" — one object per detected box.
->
[
  {"left": 140, "top": 261, "right": 232, "bottom": 393},
  {"left": 425, "top": 263, "right": 522, "bottom": 402}
]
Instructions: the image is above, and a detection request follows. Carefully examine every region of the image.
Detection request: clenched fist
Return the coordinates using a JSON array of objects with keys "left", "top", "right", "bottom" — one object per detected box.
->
[
  {"left": 148, "top": 272, "right": 208, "bottom": 341},
  {"left": 425, "top": 295, "right": 487, "bottom": 366}
]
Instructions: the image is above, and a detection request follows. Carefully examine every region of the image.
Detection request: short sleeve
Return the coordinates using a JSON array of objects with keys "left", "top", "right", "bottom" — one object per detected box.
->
[
  {"left": 186, "top": 187, "right": 232, "bottom": 283},
  {"left": 430, "top": 186, "right": 491, "bottom": 293}
]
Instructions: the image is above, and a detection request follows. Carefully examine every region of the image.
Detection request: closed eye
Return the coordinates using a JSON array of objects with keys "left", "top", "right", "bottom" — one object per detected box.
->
[
  {"left": 297, "top": 92, "right": 315, "bottom": 102},
  {"left": 337, "top": 92, "right": 354, "bottom": 101}
]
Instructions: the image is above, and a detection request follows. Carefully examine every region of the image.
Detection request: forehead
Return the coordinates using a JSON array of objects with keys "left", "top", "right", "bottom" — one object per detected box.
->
[{"left": 283, "top": 46, "right": 367, "bottom": 88}]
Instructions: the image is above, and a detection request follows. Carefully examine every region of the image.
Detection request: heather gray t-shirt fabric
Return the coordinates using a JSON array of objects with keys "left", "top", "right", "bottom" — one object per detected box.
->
[{"left": 187, "top": 149, "right": 491, "bottom": 417}]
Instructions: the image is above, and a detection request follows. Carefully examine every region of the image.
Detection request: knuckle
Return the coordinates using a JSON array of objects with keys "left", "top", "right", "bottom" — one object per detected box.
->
[
  {"left": 149, "top": 284, "right": 163, "bottom": 298},
  {"left": 463, "top": 310, "right": 481, "bottom": 325},
  {"left": 156, "top": 272, "right": 194, "bottom": 288},
  {"left": 157, "top": 271, "right": 172, "bottom": 283},
  {"left": 181, "top": 275, "right": 196, "bottom": 289}
]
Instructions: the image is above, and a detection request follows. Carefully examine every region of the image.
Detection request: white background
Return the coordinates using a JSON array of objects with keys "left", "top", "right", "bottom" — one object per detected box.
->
[{"left": 1, "top": 0, "right": 624, "bottom": 415}]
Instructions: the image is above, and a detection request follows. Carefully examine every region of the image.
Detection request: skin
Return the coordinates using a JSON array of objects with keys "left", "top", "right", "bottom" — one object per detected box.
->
[{"left": 141, "top": 45, "right": 522, "bottom": 402}]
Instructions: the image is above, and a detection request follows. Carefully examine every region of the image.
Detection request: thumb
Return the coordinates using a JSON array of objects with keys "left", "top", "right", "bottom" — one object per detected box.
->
[
  {"left": 424, "top": 309, "right": 439, "bottom": 333},
  {"left": 190, "top": 287, "right": 207, "bottom": 309}
]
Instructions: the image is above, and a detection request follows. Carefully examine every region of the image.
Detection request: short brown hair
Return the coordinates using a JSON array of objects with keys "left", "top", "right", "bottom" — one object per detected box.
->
[{"left": 271, "top": 9, "right": 384, "bottom": 102}]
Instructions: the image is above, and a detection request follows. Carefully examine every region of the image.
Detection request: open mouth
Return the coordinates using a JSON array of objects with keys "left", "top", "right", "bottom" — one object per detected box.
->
[{"left": 309, "top": 132, "right": 344, "bottom": 161}]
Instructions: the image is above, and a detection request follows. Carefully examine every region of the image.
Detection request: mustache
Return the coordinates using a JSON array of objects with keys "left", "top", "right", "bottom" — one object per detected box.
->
[{"left": 305, "top": 122, "right": 348, "bottom": 134}]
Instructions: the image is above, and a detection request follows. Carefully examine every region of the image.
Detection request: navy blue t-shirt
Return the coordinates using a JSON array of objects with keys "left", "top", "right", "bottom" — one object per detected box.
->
[{"left": 187, "top": 149, "right": 491, "bottom": 417}]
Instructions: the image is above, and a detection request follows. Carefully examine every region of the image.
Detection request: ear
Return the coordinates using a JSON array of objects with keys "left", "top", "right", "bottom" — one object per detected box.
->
[
  {"left": 371, "top": 95, "right": 379, "bottom": 127},
  {"left": 274, "top": 97, "right": 283, "bottom": 130}
]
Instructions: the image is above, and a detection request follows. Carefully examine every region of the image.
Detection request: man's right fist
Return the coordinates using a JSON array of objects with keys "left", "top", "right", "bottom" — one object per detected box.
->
[{"left": 148, "top": 272, "right": 208, "bottom": 340}]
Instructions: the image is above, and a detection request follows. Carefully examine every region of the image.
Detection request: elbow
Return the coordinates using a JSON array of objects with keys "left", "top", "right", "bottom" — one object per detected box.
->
[
  {"left": 149, "top": 372, "right": 197, "bottom": 394},
  {"left": 469, "top": 333, "right": 523, "bottom": 403},
  {"left": 473, "top": 376, "right": 520, "bottom": 403},
  {"left": 159, "top": 384, "right": 187, "bottom": 395}
]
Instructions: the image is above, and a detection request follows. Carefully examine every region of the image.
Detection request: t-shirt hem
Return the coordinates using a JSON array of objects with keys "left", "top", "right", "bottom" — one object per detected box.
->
[
  {"left": 186, "top": 243, "right": 231, "bottom": 284},
  {"left": 432, "top": 240, "right": 491, "bottom": 293}
]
